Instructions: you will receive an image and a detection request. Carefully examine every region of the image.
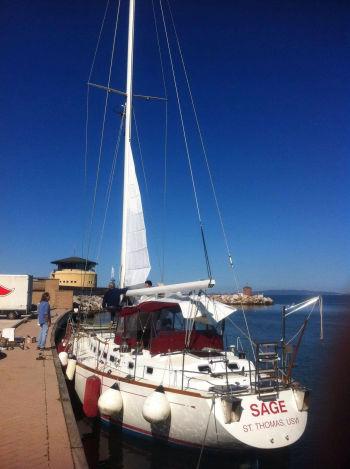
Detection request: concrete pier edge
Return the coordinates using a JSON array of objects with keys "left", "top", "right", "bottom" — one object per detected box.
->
[{"left": 50, "top": 311, "right": 88, "bottom": 469}]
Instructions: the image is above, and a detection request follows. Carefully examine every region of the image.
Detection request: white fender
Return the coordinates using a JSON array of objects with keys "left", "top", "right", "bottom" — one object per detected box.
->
[
  {"left": 66, "top": 358, "right": 77, "bottom": 381},
  {"left": 142, "top": 386, "right": 171, "bottom": 423},
  {"left": 58, "top": 351, "right": 68, "bottom": 367},
  {"left": 98, "top": 385, "right": 123, "bottom": 417}
]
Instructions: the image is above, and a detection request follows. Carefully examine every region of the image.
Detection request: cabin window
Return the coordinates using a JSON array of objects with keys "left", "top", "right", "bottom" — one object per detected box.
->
[
  {"left": 125, "top": 315, "right": 138, "bottom": 336},
  {"left": 156, "top": 310, "right": 173, "bottom": 331},
  {"left": 194, "top": 321, "right": 218, "bottom": 333},
  {"left": 155, "top": 308, "right": 184, "bottom": 332},
  {"left": 103, "top": 352, "right": 107, "bottom": 359},
  {"left": 110, "top": 355, "right": 115, "bottom": 362},
  {"left": 198, "top": 365, "right": 211, "bottom": 373},
  {"left": 146, "top": 367, "right": 153, "bottom": 374},
  {"left": 228, "top": 363, "right": 239, "bottom": 370},
  {"left": 173, "top": 311, "right": 185, "bottom": 330},
  {"left": 128, "top": 362, "right": 134, "bottom": 369},
  {"left": 93, "top": 347, "right": 96, "bottom": 353}
]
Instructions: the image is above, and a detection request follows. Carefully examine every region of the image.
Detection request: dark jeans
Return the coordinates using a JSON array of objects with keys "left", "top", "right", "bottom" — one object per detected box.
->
[{"left": 108, "top": 307, "right": 121, "bottom": 322}]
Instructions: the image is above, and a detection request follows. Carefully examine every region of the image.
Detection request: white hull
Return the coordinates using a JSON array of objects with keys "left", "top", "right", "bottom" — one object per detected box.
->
[{"left": 74, "top": 357, "right": 307, "bottom": 450}]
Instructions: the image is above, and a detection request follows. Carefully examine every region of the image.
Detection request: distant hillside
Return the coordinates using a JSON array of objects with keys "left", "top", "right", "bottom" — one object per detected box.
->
[{"left": 262, "top": 289, "right": 340, "bottom": 296}]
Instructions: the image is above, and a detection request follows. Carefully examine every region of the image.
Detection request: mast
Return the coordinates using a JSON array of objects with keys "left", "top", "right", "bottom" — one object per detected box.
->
[{"left": 120, "top": 0, "right": 136, "bottom": 288}]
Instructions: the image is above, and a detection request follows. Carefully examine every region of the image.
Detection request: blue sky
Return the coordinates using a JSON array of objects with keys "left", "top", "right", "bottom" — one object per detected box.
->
[{"left": 1, "top": 0, "right": 349, "bottom": 292}]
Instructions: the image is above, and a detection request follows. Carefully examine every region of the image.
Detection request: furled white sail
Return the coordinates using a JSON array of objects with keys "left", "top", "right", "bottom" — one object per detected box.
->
[{"left": 123, "top": 141, "right": 151, "bottom": 286}]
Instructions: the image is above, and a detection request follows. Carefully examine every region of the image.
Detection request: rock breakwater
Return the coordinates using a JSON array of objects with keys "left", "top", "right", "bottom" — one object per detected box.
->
[
  {"left": 73, "top": 295, "right": 102, "bottom": 312},
  {"left": 211, "top": 293, "right": 273, "bottom": 306}
]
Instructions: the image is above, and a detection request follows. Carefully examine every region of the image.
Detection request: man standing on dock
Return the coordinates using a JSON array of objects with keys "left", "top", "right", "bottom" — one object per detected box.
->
[{"left": 37, "top": 292, "right": 51, "bottom": 358}]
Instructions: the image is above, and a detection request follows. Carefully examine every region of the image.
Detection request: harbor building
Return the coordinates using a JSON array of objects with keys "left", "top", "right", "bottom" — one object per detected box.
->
[
  {"left": 32, "top": 277, "right": 73, "bottom": 309},
  {"left": 50, "top": 256, "right": 97, "bottom": 288}
]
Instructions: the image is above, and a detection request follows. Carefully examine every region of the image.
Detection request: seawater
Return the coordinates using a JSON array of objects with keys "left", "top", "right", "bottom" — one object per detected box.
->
[{"left": 69, "top": 295, "right": 350, "bottom": 468}]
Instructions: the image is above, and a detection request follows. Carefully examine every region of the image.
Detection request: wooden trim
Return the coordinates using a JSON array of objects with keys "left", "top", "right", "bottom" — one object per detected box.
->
[{"left": 76, "top": 361, "right": 204, "bottom": 398}]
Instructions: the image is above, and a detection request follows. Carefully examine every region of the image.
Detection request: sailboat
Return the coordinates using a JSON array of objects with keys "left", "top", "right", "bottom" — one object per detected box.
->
[{"left": 59, "top": 0, "right": 323, "bottom": 451}]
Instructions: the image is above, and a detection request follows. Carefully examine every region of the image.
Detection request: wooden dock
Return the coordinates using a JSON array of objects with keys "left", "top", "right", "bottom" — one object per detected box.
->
[{"left": 0, "top": 310, "right": 87, "bottom": 469}]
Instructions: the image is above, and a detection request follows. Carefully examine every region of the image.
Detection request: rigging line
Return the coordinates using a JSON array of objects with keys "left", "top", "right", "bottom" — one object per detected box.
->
[
  {"left": 132, "top": 108, "right": 162, "bottom": 277},
  {"left": 132, "top": 109, "right": 149, "bottom": 194},
  {"left": 87, "top": 0, "right": 111, "bottom": 83},
  {"left": 166, "top": 0, "right": 233, "bottom": 267},
  {"left": 165, "top": 0, "right": 255, "bottom": 356},
  {"left": 84, "top": 0, "right": 121, "bottom": 277},
  {"left": 84, "top": 0, "right": 111, "bottom": 190},
  {"left": 81, "top": 0, "right": 111, "bottom": 289},
  {"left": 286, "top": 302, "right": 317, "bottom": 345},
  {"left": 96, "top": 112, "right": 125, "bottom": 264},
  {"left": 161, "top": 98, "right": 168, "bottom": 284},
  {"left": 166, "top": 0, "right": 256, "bottom": 351},
  {"left": 159, "top": 0, "right": 212, "bottom": 279},
  {"left": 152, "top": 0, "right": 168, "bottom": 283},
  {"left": 185, "top": 300, "right": 195, "bottom": 348},
  {"left": 201, "top": 226, "right": 212, "bottom": 280},
  {"left": 160, "top": 353, "right": 171, "bottom": 385},
  {"left": 226, "top": 316, "right": 257, "bottom": 348},
  {"left": 185, "top": 302, "right": 195, "bottom": 348},
  {"left": 184, "top": 299, "right": 194, "bottom": 348},
  {"left": 230, "top": 269, "right": 256, "bottom": 361},
  {"left": 186, "top": 298, "right": 201, "bottom": 349},
  {"left": 164, "top": 0, "right": 257, "bottom": 357},
  {"left": 196, "top": 398, "right": 215, "bottom": 469}
]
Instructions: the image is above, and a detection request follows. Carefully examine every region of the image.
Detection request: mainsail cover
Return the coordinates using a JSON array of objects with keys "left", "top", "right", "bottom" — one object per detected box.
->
[
  {"left": 123, "top": 142, "right": 150, "bottom": 286},
  {"left": 177, "top": 294, "right": 237, "bottom": 323}
]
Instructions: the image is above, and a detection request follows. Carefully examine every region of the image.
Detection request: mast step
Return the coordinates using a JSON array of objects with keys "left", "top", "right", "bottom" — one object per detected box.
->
[
  {"left": 258, "top": 368, "right": 276, "bottom": 374},
  {"left": 258, "top": 357, "right": 278, "bottom": 363},
  {"left": 258, "top": 352, "right": 278, "bottom": 358}
]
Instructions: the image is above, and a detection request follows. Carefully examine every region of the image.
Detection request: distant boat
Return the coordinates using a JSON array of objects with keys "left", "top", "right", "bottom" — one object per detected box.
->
[{"left": 59, "top": 0, "right": 322, "bottom": 451}]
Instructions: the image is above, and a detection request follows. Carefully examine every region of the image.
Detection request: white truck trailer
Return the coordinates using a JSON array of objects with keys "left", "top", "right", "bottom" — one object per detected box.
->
[{"left": 0, "top": 274, "right": 34, "bottom": 319}]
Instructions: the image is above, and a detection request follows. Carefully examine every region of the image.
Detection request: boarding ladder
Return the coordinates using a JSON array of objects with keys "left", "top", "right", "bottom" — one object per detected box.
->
[{"left": 255, "top": 342, "right": 280, "bottom": 400}]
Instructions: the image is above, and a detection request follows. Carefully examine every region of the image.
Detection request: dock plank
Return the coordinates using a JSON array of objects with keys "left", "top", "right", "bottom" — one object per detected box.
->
[{"left": 0, "top": 310, "right": 87, "bottom": 469}]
